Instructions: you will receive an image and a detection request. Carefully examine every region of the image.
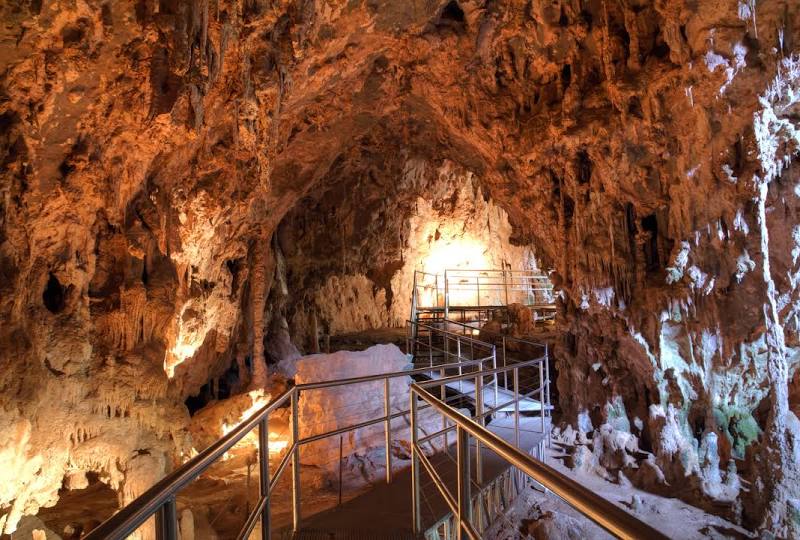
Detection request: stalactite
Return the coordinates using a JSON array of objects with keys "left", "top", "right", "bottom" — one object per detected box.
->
[{"left": 249, "top": 239, "right": 269, "bottom": 390}]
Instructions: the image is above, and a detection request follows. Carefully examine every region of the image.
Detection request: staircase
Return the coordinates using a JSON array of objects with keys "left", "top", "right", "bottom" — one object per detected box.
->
[{"left": 83, "top": 269, "right": 668, "bottom": 540}]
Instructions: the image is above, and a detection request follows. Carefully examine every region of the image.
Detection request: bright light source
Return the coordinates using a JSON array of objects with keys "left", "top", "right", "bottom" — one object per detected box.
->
[
  {"left": 421, "top": 235, "right": 488, "bottom": 276},
  {"left": 415, "top": 233, "right": 490, "bottom": 306}
]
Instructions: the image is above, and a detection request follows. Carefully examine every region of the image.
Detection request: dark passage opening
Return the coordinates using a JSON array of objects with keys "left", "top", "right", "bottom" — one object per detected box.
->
[
  {"left": 43, "top": 273, "right": 66, "bottom": 313},
  {"left": 439, "top": 1, "right": 465, "bottom": 25},
  {"left": 641, "top": 214, "right": 660, "bottom": 272}
]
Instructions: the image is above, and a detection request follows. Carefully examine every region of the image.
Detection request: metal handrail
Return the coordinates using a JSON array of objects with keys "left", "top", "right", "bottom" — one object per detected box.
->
[
  {"left": 410, "top": 380, "right": 670, "bottom": 540},
  {"left": 410, "top": 268, "right": 554, "bottom": 322},
  {"left": 88, "top": 269, "right": 557, "bottom": 540},
  {"left": 84, "top": 389, "right": 293, "bottom": 540},
  {"left": 85, "top": 346, "right": 496, "bottom": 540},
  {"left": 443, "top": 319, "right": 548, "bottom": 349},
  {"left": 409, "top": 319, "right": 498, "bottom": 347}
]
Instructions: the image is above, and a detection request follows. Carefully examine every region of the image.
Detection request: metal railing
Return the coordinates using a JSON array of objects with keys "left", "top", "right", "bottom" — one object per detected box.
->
[
  {"left": 410, "top": 366, "right": 670, "bottom": 540},
  {"left": 443, "top": 269, "right": 554, "bottom": 311},
  {"left": 85, "top": 299, "right": 661, "bottom": 540},
  {"left": 84, "top": 355, "right": 490, "bottom": 540},
  {"left": 410, "top": 269, "right": 555, "bottom": 325},
  {"left": 406, "top": 319, "right": 499, "bottom": 407},
  {"left": 442, "top": 320, "right": 551, "bottom": 423}
]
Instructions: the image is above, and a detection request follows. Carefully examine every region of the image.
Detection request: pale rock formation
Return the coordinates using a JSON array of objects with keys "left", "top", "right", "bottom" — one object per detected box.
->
[
  {"left": 289, "top": 344, "right": 444, "bottom": 477},
  {"left": 283, "top": 162, "right": 541, "bottom": 346},
  {"left": 1, "top": 0, "right": 800, "bottom": 535}
]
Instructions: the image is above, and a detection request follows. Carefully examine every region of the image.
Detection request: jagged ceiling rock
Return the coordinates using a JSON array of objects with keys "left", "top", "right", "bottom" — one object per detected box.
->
[{"left": 2, "top": 0, "right": 800, "bottom": 535}]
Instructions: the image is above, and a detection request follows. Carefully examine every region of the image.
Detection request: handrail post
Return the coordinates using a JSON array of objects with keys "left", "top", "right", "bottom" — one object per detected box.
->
[
  {"left": 445, "top": 319, "right": 450, "bottom": 365},
  {"left": 441, "top": 367, "right": 447, "bottom": 449},
  {"left": 428, "top": 330, "right": 433, "bottom": 369},
  {"left": 474, "top": 374, "right": 483, "bottom": 485},
  {"left": 492, "top": 347, "right": 498, "bottom": 408},
  {"left": 155, "top": 496, "right": 177, "bottom": 540},
  {"left": 502, "top": 336, "right": 508, "bottom": 390},
  {"left": 411, "top": 271, "right": 418, "bottom": 323},
  {"left": 411, "top": 390, "right": 422, "bottom": 534},
  {"left": 513, "top": 367, "right": 520, "bottom": 448},
  {"left": 474, "top": 373, "right": 484, "bottom": 532},
  {"left": 258, "top": 417, "right": 271, "bottom": 540},
  {"left": 291, "top": 390, "right": 301, "bottom": 532},
  {"left": 540, "top": 360, "right": 545, "bottom": 435},
  {"left": 456, "top": 426, "right": 472, "bottom": 539},
  {"left": 444, "top": 270, "right": 449, "bottom": 319},
  {"left": 457, "top": 338, "right": 463, "bottom": 393},
  {"left": 384, "top": 378, "right": 392, "bottom": 484},
  {"left": 545, "top": 345, "right": 551, "bottom": 448}
]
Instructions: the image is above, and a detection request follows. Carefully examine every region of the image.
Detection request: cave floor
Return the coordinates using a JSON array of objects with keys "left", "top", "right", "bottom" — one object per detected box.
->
[
  {"left": 287, "top": 415, "right": 550, "bottom": 537},
  {"left": 497, "top": 444, "right": 755, "bottom": 540}
]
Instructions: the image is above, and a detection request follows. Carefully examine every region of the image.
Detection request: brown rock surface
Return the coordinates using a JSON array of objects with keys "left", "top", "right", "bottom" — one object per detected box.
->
[{"left": 1, "top": 0, "right": 800, "bottom": 536}]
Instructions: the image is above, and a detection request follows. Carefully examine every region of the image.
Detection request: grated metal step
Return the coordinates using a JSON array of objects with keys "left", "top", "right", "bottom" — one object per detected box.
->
[{"left": 286, "top": 529, "right": 418, "bottom": 540}]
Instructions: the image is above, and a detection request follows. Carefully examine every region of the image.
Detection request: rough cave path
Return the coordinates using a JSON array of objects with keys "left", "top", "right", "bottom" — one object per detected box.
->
[{"left": 287, "top": 415, "right": 550, "bottom": 539}]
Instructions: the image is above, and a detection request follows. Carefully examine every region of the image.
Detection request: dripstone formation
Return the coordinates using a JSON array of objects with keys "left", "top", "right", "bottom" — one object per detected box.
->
[{"left": 2, "top": 0, "right": 800, "bottom": 536}]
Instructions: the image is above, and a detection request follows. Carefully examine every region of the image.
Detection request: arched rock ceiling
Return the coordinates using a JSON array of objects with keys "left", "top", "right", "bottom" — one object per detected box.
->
[{"left": 2, "top": 0, "right": 800, "bottom": 534}]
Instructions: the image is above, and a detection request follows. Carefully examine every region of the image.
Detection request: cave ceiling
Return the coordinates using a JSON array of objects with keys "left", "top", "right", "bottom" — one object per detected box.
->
[{"left": 3, "top": 0, "right": 800, "bottom": 535}]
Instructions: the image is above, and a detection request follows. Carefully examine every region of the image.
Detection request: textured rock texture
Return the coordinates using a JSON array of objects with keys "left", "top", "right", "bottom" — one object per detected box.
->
[
  {"left": 280, "top": 159, "right": 539, "bottom": 347},
  {"left": 288, "top": 344, "right": 444, "bottom": 475},
  {"left": 2, "top": 0, "right": 800, "bottom": 536}
]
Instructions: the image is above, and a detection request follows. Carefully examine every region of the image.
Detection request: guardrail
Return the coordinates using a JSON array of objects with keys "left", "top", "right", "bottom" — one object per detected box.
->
[
  {"left": 85, "top": 336, "right": 664, "bottom": 540},
  {"left": 442, "top": 319, "right": 551, "bottom": 427},
  {"left": 406, "top": 319, "right": 499, "bottom": 407},
  {"left": 410, "top": 367, "right": 670, "bottom": 540},
  {"left": 410, "top": 269, "right": 555, "bottom": 325},
  {"left": 84, "top": 356, "right": 491, "bottom": 540}
]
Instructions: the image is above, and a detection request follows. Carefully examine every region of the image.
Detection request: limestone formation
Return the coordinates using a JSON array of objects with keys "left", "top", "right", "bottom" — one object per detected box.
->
[{"left": 2, "top": 0, "right": 800, "bottom": 536}]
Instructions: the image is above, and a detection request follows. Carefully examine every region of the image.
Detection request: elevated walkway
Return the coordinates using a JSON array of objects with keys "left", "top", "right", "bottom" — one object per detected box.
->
[
  {"left": 435, "top": 375, "right": 551, "bottom": 414},
  {"left": 85, "top": 268, "right": 667, "bottom": 540},
  {"left": 410, "top": 269, "right": 556, "bottom": 329},
  {"left": 293, "top": 416, "right": 549, "bottom": 539}
]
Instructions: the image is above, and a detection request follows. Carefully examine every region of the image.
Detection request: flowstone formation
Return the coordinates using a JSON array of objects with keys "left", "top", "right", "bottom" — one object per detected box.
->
[{"left": 1, "top": 0, "right": 800, "bottom": 536}]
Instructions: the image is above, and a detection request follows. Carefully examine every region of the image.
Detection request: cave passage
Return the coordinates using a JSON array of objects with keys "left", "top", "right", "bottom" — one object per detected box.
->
[{"left": 2, "top": 0, "right": 800, "bottom": 539}]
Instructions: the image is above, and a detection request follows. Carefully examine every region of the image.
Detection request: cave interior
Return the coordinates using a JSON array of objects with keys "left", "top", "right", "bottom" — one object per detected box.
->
[{"left": 2, "top": 0, "right": 800, "bottom": 539}]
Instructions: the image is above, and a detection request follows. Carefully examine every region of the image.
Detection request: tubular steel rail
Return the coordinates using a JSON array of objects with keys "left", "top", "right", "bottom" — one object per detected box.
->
[
  {"left": 410, "top": 366, "right": 670, "bottom": 540},
  {"left": 406, "top": 319, "right": 499, "bottom": 407},
  {"left": 442, "top": 319, "right": 552, "bottom": 423},
  {"left": 84, "top": 354, "right": 492, "bottom": 540},
  {"left": 85, "top": 305, "right": 660, "bottom": 540},
  {"left": 410, "top": 269, "right": 555, "bottom": 325},
  {"left": 85, "top": 321, "right": 499, "bottom": 540}
]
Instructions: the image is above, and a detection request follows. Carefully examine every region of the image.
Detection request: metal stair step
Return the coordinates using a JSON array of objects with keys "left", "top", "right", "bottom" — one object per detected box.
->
[{"left": 287, "top": 528, "right": 418, "bottom": 540}]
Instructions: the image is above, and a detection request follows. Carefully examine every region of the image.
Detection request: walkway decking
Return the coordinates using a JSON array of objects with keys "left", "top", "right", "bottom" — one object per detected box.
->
[
  {"left": 432, "top": 374, "right": 552, "bottom": 413},
  {"left": 290, "top": 416, "right": 549, "bottom": 538}
]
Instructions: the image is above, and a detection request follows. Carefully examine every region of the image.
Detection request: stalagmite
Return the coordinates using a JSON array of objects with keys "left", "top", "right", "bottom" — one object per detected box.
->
[{"left": 2, "top": 0, "right": 800, "bottom": 537}]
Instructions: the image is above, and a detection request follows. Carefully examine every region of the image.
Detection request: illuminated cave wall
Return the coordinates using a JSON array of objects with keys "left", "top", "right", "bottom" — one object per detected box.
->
[
  {"left": 2, "top": 0, "right": 800, "bottom": 536},
  {"left": 277, "top": 159, "right": 542, "bottom": 349}
]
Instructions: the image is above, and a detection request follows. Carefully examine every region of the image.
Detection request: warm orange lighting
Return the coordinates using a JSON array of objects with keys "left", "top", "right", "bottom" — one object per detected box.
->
[
  {"left": 221, "top": 390, "right": 288, "bottom": 457},
  {"left": 420, "top": 235, "right": 489, "bottom": 276}
]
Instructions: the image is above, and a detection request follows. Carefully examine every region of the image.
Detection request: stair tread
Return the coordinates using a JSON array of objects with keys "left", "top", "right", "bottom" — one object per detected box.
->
[{"left": 289, "top": 528, "right": 417, "bottom": 540}]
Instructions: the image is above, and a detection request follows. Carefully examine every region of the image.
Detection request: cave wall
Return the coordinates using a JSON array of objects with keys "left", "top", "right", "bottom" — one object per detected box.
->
[
  {"left": 277, "top": 158, "right": 540, "bottom": 350},
  {"left": 1, "top": 0, "right": 800, "bottom": 535}
]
